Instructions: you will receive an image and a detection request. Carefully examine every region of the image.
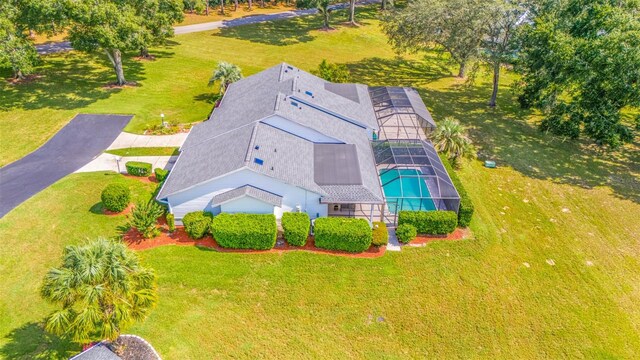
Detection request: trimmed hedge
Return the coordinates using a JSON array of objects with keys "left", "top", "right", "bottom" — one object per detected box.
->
[
  {"left": 398, "top": 211, "right": 458, "bottom": 235},
  {"left": 182, "top": 211, "right": 213, "bottom": 239},
  {"left": 439, "top": 154, "right": 475, "bottom": 227},
  {"left": 100, "top": 184, "right": 130, "bottom": 212},
  {"left": 314, "top": 218, "right": 372, "bottom": 253},
  {"left": 395, "top": 223, "right": 417, "bottom": 244},
  {"left": 125, "top": 161, "right": 152, "bottom": 177},
  {"left": 281, "top": 212, "right": 310, "bottom": 246},
  {"left": 372, "top": 221, "right": 389, "bottom": 246},
  {"left": 211, "top": 213, "right": 277, "bottom": 250},
  {"left": 154, "top": 168, "right": 169, "bottom": 182},
  {"left": 166, "top": 213, "right": 175, "bottom": 232}
]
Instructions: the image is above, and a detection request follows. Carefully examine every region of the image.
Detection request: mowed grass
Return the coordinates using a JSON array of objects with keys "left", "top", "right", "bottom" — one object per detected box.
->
[
  {"left": 0, "top": 173, "right": 156, "bottom": 359},
  {"left": 105, "top": 147, "right": 180, "bottom": 157},
  {"left": 1, "top": 6, "right": 640, "bottom": 359}
]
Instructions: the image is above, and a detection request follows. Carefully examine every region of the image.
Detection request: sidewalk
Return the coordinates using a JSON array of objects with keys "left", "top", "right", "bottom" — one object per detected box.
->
[
  {"left": 107, "top": 132, "right": 188, "bottom": 149},
  {"left": 75, "top": 154, "right": 178, "bottom": 174}
]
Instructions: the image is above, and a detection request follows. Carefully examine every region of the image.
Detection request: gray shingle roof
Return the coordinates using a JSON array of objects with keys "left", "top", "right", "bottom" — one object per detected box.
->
[
  {"left": 158, "top": 63, "right": 384, "bottom": 204},
  {"left": 158, "top": 123, "right": 256, "bottom": 198},
  {"left": 212, "top": 185, "right": 283, "bottom": 207}
]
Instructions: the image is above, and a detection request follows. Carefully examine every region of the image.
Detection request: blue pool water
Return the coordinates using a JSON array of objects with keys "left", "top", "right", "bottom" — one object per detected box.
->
[{"left": 380, "top": 169, "right": 436, "bottom": 213}]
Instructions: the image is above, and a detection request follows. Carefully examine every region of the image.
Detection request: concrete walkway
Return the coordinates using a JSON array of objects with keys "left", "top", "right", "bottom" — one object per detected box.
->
[
  {"left": 75, "top": 154, "right": 179, "bottom": 174},
  {"left": 386, "top": 226, "right": 402, "bottom": 251},
  {"left": 107, "top": 132, "right": 188, "bottom": 149}
]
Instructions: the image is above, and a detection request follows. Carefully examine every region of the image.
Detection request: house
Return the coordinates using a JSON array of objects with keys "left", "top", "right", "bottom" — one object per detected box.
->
[{"left": 157, "top": 63, "right": 460, "bottom": 224}]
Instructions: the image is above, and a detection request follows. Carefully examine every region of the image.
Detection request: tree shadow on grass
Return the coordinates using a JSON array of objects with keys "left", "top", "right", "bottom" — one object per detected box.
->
[
  {"left": 0, "top": 46, "right": 175, "bottom": 112},
  {"left": 346, "top": 56, "right": 453, "bottom": 86},
  {"left": 420, "top": 78, "right": 640, "bottom": 203},
  {"left": 0, "top": 322, "right": 77, "bottom": 359},
  {"left": 89, "top": 202, "right": 105, "bottom": 215},
  {"left": 217, "top": 13, "right": 317, "bottom": 45},
  {"left": 216, "top": 6, "right": 377, "bottom": 46}
]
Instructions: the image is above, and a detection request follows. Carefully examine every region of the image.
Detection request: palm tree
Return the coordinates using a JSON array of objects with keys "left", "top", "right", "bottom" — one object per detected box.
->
[
  {"left": 40, "top": 238, "right": 157, "bottom": 344},
  {"left": 208, "top": 61, "right": 243, "bottom": 95},
  {"left": 429, "top": 117, "right": 475, "bottom": 166}
]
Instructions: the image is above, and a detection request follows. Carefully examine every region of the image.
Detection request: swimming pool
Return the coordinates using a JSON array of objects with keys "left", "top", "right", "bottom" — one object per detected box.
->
[{"left": 380, "top": 169, "right": 437, "bottom": 213}]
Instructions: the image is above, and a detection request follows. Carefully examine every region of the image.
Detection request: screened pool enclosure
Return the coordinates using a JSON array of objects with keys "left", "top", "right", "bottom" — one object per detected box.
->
[
  {"left": 373, "top": 139, "right": 461, "bottom": 215},
  {"left": 369, "top": 86, "right": 437, "bottom": 140}
]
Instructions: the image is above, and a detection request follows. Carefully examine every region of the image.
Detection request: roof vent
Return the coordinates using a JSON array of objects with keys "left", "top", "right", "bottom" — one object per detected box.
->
[
  {"left": 254, "top": 145, "right": 260, "bottom": 150},
  {"left": 274, "top": 148, "right": 277, "bottom": 153},
  {"left": 287, "top": 65, "right": 293, "bottom": 70},
  {"left": 270, "top": 166, "right": 274, "bottom": 171},
  {"left": 254, "top": 158, "right": 264, "bottom": 165}
]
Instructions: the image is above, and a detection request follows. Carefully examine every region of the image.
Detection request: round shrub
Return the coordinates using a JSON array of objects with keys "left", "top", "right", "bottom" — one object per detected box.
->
[
  {"left": 372, "top": 222, "right": 389, "bottom": 246},
  {"left": 101, "top": 184, "right": 130, "bottom": 213},
  {"left": 182, "top": 211, "right": 213, "bottom": 239},
  {"left": 395, "top": 224, "right": 417, "bottom": 244}
]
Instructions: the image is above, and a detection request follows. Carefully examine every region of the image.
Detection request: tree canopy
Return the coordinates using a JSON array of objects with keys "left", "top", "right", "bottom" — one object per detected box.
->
[
  {"left": 0, "top": 0, "right": 65, "bottom": 79},
  {"left": 382, "top": 0, "right": 488, "bottom": 78},
  {"left": 208, "top": 61, "right": 243, "bottom": 94},
  {"left": 315, "top": 59, "right": 350, "bottom": 83},
  {"left": 65, "top": 0, "right": 184, "bottom": 85},
  {"left": 40, "top": 238, "right": 157, "bottom": 343},
  {"left": 297, "top": 0, "right": 333, "bottom": 29},
  {"left": 517, "top": 0, "right": 640, "bottom": 148}
]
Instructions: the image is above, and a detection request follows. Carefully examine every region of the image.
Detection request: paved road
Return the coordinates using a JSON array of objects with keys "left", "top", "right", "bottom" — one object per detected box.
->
[
  {"left": 37, "top": 1, "right": 378, "bottom": 54},
  {"left": 0, "top": 114, "right": 132, "bottom": 218}
]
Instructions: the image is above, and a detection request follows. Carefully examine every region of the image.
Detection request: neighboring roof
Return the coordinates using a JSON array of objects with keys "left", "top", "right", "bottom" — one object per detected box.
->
[
  {"left": 70, "top": 335, "right": 160, "bottom": 360},
  {"left": 212, "top": 185, "right": 283, "bottom": 207},
  {"left": 314, "top": 144, "right": 362, "bottom": 186},
  {"left": 70, "top": 344, "right": 121, "bottom": 360},
  {"left": 158, "top": 63, "right": 384, "bottom": 203}
]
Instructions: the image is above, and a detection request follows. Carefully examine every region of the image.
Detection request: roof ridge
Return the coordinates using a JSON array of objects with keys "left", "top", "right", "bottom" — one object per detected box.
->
[{"left": 244, "top": 123, "right": 260, "bottom": 165}]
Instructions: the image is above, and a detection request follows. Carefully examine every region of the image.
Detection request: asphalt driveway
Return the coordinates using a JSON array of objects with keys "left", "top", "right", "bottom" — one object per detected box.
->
[{"left": 0, "top": 114, "right": 132, "bottom": 218}]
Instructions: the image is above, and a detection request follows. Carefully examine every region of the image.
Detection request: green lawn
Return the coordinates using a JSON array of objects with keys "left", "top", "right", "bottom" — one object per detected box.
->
[
  {"left": 105, "top": 147, "right": 180, "bottom": 157},
  {"left": 1, "top": 5, "right": 640, "bottom": 359}
]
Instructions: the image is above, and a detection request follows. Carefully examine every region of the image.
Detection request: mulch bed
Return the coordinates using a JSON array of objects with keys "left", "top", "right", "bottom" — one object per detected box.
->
[
  {"left": 103, "top": 81, "right": 138, "bottom": 89},
  {"left": 6, "top": 74, "right": 43, "bottom": 85},
  {"left": 103, "top": 203, "right": 134, "bottom": 216},
  {"left": 123, "top": 225, "right": 386, "bottom": 258},
  {"left": 410, "top": 227, "right": 471, "bottom": 245}
]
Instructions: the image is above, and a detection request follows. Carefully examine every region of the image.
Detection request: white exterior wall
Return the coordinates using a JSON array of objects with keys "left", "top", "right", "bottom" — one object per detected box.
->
[
  {"left": 221, "top": 197, "right": 275, "bottom": 214},
  {"left": 167, "top": 168, "right": 327, "bottom": 222},
  {"left": 261, "top": 116, "right": 342, "bottom": 143}
]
